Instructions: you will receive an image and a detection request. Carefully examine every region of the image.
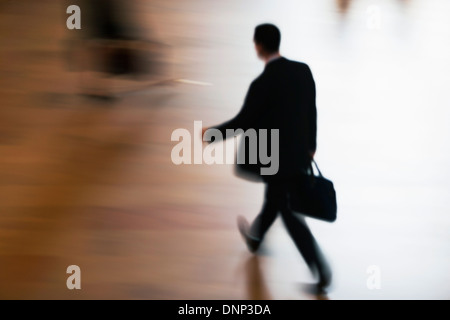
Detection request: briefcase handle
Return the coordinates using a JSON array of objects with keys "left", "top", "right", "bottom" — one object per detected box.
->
[{"left": 310, "top": 160, "right": 324, "bottom": 178}]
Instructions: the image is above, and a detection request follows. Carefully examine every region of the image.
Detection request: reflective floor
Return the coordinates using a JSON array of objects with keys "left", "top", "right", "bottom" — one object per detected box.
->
[{"left": 0, "top": 0, "right": 449, "bottom": 299}]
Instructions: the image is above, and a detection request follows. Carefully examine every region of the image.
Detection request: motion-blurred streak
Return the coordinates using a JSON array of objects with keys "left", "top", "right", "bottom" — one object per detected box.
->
[
  {"left": 64, "top": 0, "right": 169, "bottom": 99},
  {"left": 336, "top": 0, "right": 352, "bottom": 14}
]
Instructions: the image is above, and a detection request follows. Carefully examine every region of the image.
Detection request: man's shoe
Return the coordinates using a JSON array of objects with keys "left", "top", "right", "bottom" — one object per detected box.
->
[
  {"left": 237, "top": 216, "right": 261, "bottom": 253},
  {"left": 316, "top": 269, "right": 332, "bottom": 294}
]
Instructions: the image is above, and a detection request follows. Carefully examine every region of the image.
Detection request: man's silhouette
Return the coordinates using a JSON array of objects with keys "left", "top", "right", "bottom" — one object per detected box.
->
[{"left": 203, "top": 24, "right": 331, "bottom": 293}]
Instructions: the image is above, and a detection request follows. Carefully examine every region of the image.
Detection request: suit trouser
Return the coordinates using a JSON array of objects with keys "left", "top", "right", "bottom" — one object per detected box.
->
[{"left": 250, "top": 180, "right": 330, "bottom": 281}]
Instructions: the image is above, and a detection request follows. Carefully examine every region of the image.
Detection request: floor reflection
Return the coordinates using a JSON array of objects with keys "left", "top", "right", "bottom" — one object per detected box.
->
[{"left": 245, "top": 256, "right": 272, "bottom": 300}]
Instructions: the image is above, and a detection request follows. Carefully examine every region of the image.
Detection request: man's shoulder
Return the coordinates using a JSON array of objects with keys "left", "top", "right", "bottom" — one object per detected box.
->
[
  {"left": 266, "top": 58, "right": 311, "bottom": 73},
  {"left": 286, "top": 59, "right": 310, "bottom": 70},
  {"left": 253, "top": 59, "right": 312, "bottom": 86},
  {"left": 251, "top": 73, "right": 267, "bottom": 88}
]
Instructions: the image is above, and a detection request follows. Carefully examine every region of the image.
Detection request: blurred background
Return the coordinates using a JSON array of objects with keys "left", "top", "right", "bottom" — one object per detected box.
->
[{"left": 0, "top": 0, "right": 449, "bottom": 299}]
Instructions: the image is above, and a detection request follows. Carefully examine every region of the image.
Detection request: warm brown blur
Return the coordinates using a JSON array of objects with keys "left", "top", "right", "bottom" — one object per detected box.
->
[{"left": 0, "top": 0, "right": 449, "bottom": 300}]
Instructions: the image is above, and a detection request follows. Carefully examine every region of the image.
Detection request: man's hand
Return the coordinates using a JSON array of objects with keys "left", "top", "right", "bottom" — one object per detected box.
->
[
  {"left": 202, "top": 127, "right": 211, "bottom": 143},
  {"left": 201, "top": 127, "right": 208, "bottom": 139}
]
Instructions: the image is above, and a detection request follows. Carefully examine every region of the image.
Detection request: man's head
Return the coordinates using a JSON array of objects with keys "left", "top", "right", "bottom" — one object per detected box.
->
[{"left": 253, "top": 24, "right": 281, "bottom": 60}]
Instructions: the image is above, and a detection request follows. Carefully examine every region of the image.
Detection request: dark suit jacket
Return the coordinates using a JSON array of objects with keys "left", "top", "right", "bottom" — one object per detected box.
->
[{"left": 211, "top": 57, "right": 317, "bottom": 182}]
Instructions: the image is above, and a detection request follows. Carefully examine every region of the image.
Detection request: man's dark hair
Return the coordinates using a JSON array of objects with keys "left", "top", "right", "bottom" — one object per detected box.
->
[{"left": 254, "top": 24, "right": 281, "bottom": 54}]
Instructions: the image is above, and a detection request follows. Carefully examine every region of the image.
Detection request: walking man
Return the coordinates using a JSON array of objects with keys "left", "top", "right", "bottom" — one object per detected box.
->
[{"left": 203, "top": 24, "right": 331, "bottom": 293}]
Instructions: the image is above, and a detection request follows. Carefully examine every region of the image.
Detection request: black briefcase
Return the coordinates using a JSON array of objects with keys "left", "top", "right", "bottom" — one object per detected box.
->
[{"left": 289, "top": 160, "right": 337, "bottom": 223}]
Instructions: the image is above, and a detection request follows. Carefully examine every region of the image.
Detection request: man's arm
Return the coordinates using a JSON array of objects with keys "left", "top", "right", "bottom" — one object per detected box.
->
[{"left": 204, "top": 80, "right": 266, "bottom": 141}]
